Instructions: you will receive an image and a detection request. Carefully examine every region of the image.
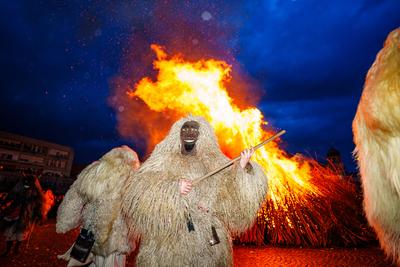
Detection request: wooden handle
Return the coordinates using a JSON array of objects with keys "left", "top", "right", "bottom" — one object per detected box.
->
[{"left": 192, "top": 130, "right": 286, "bottom": 186}]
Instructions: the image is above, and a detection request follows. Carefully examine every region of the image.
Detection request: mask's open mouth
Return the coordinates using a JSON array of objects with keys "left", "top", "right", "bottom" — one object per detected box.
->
[
  {"left": 183, "top": 139, "right": 196, "bottom": 152},
  {"left": 180, "top": 120, "right": 200, "bottom": 155}
]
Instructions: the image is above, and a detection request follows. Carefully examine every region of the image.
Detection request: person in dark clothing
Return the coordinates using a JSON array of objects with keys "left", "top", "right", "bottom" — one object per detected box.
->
[{"left": 0, "top": 172, "right": 44, "bottom": 256}]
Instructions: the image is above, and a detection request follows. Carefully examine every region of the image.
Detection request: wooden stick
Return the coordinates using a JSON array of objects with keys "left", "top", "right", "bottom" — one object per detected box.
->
[{"left": 192, "top": 130, "right": 286, "bottom": 186}]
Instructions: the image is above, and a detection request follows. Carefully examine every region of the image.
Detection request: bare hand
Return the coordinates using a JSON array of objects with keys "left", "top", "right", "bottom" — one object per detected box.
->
[
  {"left": 239, "top": 148, "right": 254, "bottom": 169},
  {"left": 179, "top": 179, "right": 192, "bottom": 195}
]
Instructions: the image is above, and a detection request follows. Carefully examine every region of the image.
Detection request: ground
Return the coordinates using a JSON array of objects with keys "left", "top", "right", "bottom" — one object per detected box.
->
[{"left": 0, "top": 221, "right": 394, "bottom": 267}]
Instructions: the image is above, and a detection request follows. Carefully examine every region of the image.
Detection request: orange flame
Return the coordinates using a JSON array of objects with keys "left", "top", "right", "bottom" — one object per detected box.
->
[{"left": 128, "top": 44, "right": 320, "bottom": 203}]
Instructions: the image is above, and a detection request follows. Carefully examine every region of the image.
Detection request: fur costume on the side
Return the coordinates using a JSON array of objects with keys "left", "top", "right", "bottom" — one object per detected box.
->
[
  {"left": 123, "top": 115, "right": 268, "bottom": 267},
  {"left": 56, "top": 146, "right": 140, "bottom": 259},
  {"left": 353, "top": 28, "right": 400, "bottom": 266}
]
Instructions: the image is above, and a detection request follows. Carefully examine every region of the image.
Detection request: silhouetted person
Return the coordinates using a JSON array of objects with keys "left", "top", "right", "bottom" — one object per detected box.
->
[
  {"left": 326, "top": 147, "right": 346, "bottom": 176},
  {"left": 0, "top": 171, "right": 44, "bottom": 256}
]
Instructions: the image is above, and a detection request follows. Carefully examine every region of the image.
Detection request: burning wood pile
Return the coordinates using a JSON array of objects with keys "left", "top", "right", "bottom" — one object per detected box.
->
[
  {"left": 111, "top": 45, "right": 375, "bottom": 247},
  {"left": 238, "top": 159, "right": 374, "bottom": 246}
]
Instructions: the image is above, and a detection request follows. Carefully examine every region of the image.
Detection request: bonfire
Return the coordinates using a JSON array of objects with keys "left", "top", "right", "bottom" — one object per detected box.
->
[{"left": 112, "top": 45, "right": 374, "bottom": 247}]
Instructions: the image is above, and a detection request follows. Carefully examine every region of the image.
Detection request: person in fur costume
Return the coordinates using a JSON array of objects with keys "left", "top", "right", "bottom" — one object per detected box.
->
[
  {"left": 123, "top": 115, "right": 268, "bottom": 266},
  {"left": 353, "top": 28, "right": 400, "bottom": 266},
  {"left": 56, "top": 145, "right": 140, "bottom": 267}
]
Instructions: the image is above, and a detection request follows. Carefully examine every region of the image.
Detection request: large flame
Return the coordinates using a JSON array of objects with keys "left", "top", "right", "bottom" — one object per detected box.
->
[
  {"left": 118, "top": 44, "right": 373, "bottom": 247},
  {"left": 128, "top": 44, "right": 319, "bottom": 203}
]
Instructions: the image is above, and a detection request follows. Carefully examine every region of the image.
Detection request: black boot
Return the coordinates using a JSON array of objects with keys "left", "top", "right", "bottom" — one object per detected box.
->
[{"left": 13, "top": 241, "right": 21, "bottom": 254}]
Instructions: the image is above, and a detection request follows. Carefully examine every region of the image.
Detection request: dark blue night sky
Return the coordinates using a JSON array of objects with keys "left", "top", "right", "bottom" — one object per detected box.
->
[{"left": 1, "top": 0, "right": 399, "bottom": 171}]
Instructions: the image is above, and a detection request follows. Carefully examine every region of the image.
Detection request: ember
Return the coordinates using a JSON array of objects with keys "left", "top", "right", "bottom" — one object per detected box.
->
[{"left": 116, "top": 45, "right": 373, "bottom": 247}]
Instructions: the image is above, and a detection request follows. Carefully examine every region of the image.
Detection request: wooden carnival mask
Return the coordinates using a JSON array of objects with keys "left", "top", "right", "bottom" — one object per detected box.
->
[{"left": 180, "top": 120, "right": 200, "bottom": 155}]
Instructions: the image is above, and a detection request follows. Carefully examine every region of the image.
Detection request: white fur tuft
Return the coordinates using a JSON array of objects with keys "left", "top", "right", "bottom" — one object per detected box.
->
[{"left": 353, "top": 28, "right": 400, "bottom": 266}]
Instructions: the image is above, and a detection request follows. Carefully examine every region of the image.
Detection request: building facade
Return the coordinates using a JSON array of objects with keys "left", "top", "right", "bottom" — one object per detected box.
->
[{"left": 0, "top": 131, "right": 74, "bottom": 193}]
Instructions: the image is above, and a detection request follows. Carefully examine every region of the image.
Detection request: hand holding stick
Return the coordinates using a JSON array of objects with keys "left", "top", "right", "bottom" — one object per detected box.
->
[
  {"left": 179, "top": 179, "right": 193, "bottom": 195},
  {"left": 239, "top": 148, "right": 255, "bottom": 169},
  {"left": 192, "top": 130, "right": 286, "bottom": 186}
]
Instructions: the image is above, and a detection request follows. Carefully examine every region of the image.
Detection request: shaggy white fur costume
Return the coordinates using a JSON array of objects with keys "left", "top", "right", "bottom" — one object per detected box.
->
[
  {"left": 353, "top": 28, "right": 400, "bottom": 265},
  {"left": 56, "top": 146, "right": 140, "bottom": 267},
  {"left": 123, "top": 116, "right": 268, "bottom": 266}
]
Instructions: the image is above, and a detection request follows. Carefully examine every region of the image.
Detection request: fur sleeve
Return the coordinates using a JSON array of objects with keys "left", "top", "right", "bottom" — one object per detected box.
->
[
  {"left": 122, "top": 171, "right": 187, "bottom": 239},
  {"left": 90, "top": 200, "right": 130, "bottom": 256},
  {"left": 56, "top": 183, "right": 85, "bottom": 233},
  {"left": 91, "top": 194, "right": 125, "bottom": 252},
  {"left": 215, "top": 161, "right": 268, "bottom": 234}
]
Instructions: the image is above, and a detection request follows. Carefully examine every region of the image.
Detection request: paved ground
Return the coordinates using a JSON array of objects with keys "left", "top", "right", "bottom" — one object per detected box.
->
[
  {"left": 234, "top": 245, "right": 394, "bottom": 267},
  {"left": 0, "top": 222, "right": 394, "bottom": 267}
]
